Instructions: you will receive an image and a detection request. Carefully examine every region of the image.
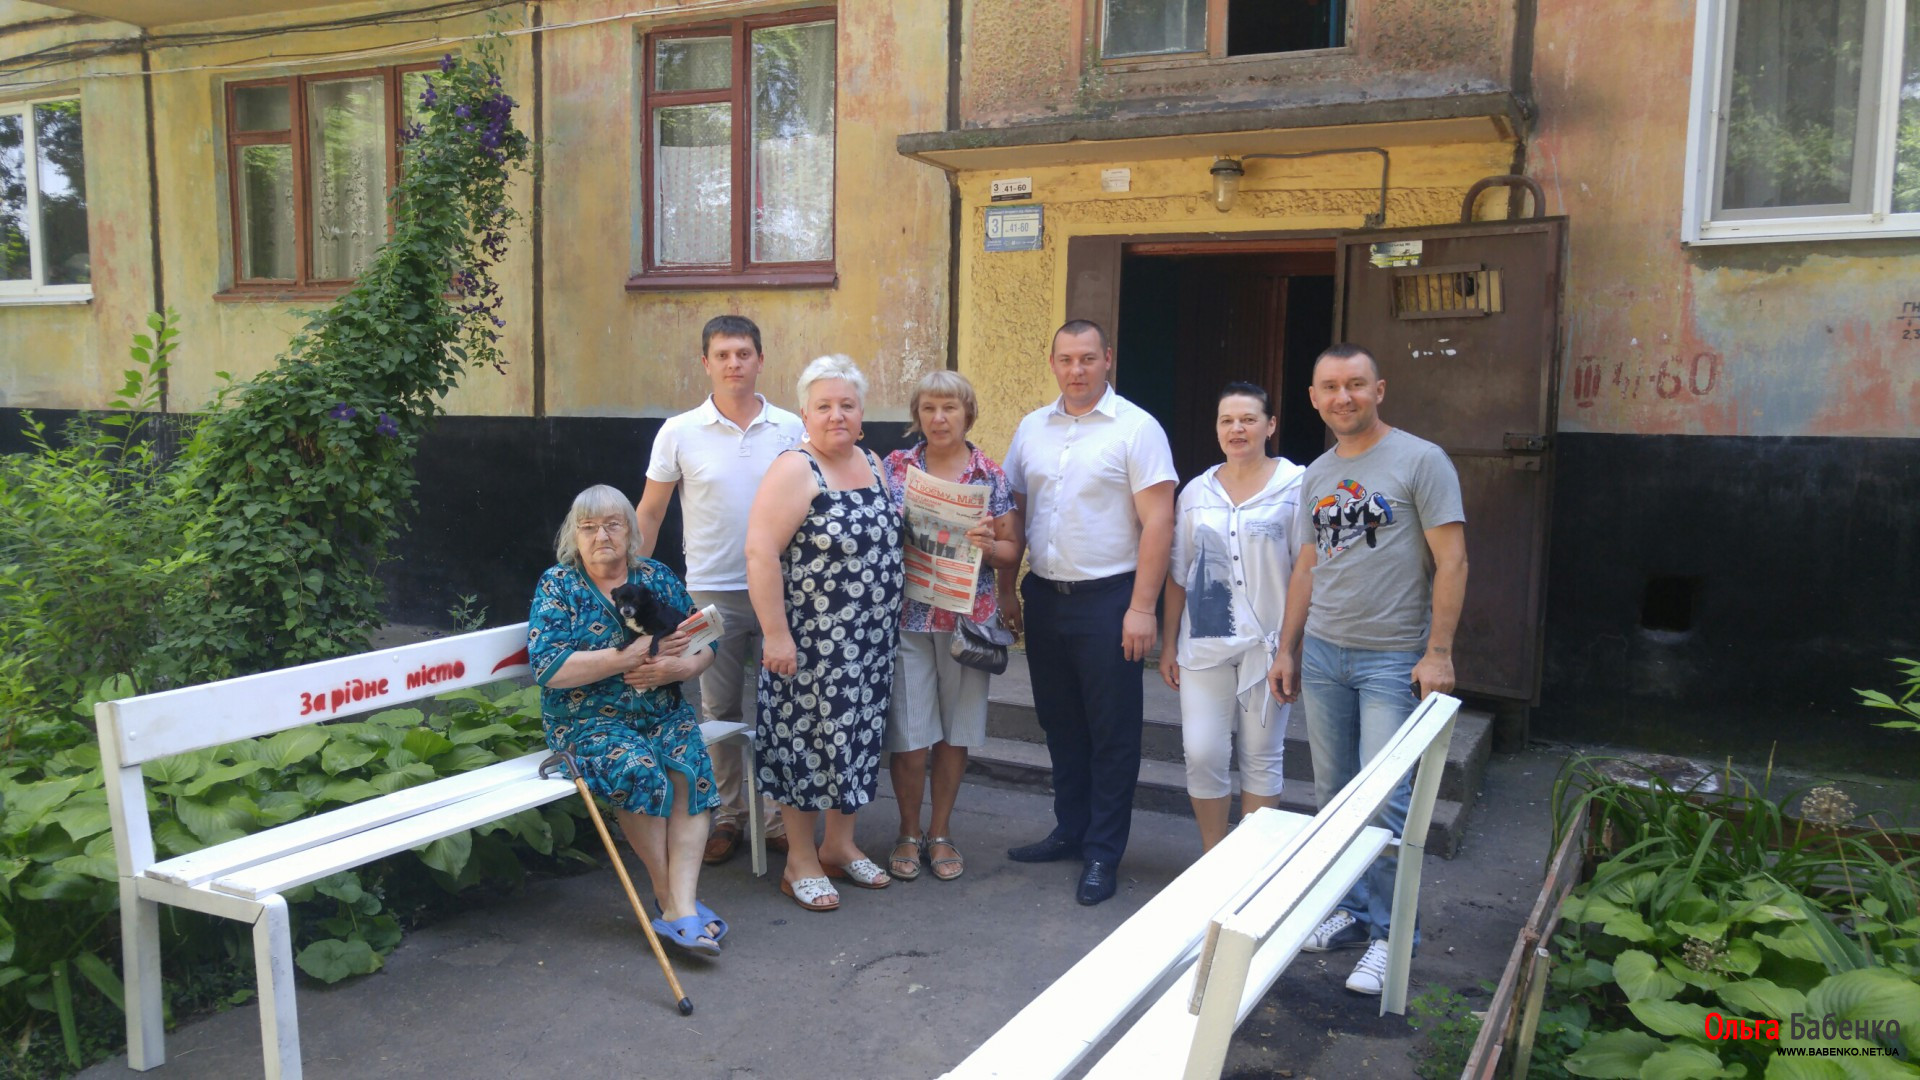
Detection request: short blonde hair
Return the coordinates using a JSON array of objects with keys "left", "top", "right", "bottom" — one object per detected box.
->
[
  {"left": 554, "top": 484, "right": 644, "bottom": 568},
  {"left": 795, "top": 354, "right": 867, "bottom": 407},
  {"left": 905, "top": 370, "right": 979, "bottom": 439}
]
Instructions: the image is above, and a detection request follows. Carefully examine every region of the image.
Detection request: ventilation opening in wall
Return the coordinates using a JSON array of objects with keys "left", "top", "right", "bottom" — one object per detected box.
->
[{"left": 1639, "top": 576, "right": 1701, "bottom": 634}]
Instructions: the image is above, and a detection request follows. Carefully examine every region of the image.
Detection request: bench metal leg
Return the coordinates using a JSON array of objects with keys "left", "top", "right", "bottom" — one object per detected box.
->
[
  {"left": 1380, "top": 715, "right": 1455, "bottom": 1017},
  {"left": 253, "top": 894, "right": 303, "bottom": 1080},
  {"left": 120, "top": 880, "right": 167, "bottom": 1071},
  {"left": 742, "top": 736, "right": 766, "bottom": 878}
]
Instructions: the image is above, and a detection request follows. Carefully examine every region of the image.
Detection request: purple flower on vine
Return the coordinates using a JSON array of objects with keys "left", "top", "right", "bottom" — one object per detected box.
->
[
  {"left": 440, "top": 53, "right": 455, "bottom": 73},
  {"left": 455, "top": 105, "right": 470, "bottom": 119},
  {"left": 375, "top": 413, "right": 400, "bottom": 438},
  {"left": 327, "top": 403, "right": 357, "bottom": 421},
  {"left": 420, "top": 86, "right": 437, "bottom": 109}
]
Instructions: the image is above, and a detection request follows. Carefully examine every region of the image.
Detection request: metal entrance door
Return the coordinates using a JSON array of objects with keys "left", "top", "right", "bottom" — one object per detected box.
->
[{"left": 1333, "top": 205, "right": 1566, "bottom": 701}]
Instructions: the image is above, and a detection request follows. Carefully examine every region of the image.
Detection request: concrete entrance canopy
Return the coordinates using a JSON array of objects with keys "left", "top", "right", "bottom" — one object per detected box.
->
[{"left": 896, "top": 91, "right": 1525, "bottom": 173}]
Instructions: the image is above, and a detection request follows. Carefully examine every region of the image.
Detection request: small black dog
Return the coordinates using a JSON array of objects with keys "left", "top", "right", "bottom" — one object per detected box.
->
[{"left": 610, "top": 583, "right": 690, "bottom": 701}]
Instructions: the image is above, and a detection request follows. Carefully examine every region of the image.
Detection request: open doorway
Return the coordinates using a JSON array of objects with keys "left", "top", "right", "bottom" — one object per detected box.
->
[{"left": 1114, "top": 245, "right": 1336, "bottom": 481}]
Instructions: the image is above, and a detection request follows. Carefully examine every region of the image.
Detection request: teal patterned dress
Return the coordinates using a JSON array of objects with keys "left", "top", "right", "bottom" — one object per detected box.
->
[{"left": 528, "top": 560, "right": 720, "bottom": 818}]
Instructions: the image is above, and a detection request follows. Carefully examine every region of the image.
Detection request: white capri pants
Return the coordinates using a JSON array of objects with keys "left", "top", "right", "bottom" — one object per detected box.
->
[{"left": 1178, "top": 647, "right": 1287, "bottom": 800}]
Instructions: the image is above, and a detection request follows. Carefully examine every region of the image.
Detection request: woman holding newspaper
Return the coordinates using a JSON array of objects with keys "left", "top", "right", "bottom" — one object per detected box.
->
[
  {"left": 880, "top": 371, "right": 1018, "bottom": 882},
  {"left": 527, "top": 484, "right": 726, "bottom": 955}
]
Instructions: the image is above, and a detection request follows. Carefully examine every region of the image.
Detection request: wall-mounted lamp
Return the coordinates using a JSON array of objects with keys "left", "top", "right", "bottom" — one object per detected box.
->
[{"left": 1208, "top": 147, "right": 1392, "bottom": 228}]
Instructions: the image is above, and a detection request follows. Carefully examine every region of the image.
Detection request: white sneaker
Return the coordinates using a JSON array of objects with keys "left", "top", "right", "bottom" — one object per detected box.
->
[
  {"left": 1345, "top": 940, "right": 1391, "bottom": 995},
  {"left": 1302, "top": 909, "right": 1367, "bottom": 952}
]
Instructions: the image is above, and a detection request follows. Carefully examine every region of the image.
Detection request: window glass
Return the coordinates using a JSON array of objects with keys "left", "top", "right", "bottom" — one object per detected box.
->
[
  {"left": 656, "top": 36, "right": 732, "bottom": 92},
  {"left": 1719, "top": 0, "right": 1870, "bottom": 212},
  {"left": 402, "top": 69, "right": 435, "bottom": 131},
  {"left": 1894, "top": 0, "right": 1920, "bottom": 213},
  {"left": 0, "top": 114, "right": 27, "bottom": 281},
  {"left": 233, "top": 85, "right": 291, "bottom": 132},
  {"left": 1104, "top": 0, "right": 1207, "bottom": 58},
  {"left": 34, "top": 101, "right": 87, "bottom": 286},
  {"left": 654, "top": 103, "right": 732, "bottom": 265},
  {"left": 239, "top": 144, "right": 296, "bottom": 280},
  {"left": 750, "top": 20, "right": 835, "bottom": 263},
  {"left": 306, "top": 76, "right": 387, "bottom": 280}
]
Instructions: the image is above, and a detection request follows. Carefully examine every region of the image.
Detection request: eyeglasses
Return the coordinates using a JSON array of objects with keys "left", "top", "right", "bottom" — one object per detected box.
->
[{"left": 576, "top": 520, "right": 628, "bottom": 536}]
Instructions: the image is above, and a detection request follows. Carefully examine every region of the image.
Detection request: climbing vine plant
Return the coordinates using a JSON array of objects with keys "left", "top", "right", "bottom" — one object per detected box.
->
[{"left": 176, "top": 45, "right": 529, "bottom": 679}]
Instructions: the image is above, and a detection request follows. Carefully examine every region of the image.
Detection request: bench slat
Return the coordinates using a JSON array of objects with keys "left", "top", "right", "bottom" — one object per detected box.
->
[
  {"left": 1081, "top": 825, "right": 1393, "bottom": 1079},
  {"left": 210, "top": 776, "right": 577, "bottom": 900},
  {"left": 944, "top": 808, "right": 1313, "bottom": 1080},
  {"left": 146, "top": 752, "right": 552, "bottom": 888},
  {"left": 108, "top": 624, "right": 535, "bottom": 766}
]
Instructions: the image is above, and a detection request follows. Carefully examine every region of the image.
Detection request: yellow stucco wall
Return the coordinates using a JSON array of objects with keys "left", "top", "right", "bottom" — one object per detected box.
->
[
  {"left": 0, "top": 0, "right": 950, "bottom": 420},
  {"left": 949, "top": 138, "right": 1518, "bottom": 460},
  {"left": 540, "top": 0, "right": 949, "bottom": 422}
]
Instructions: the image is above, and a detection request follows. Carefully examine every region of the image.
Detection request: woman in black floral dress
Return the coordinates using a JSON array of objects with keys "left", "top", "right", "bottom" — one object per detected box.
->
[{"left": 746, "top": 355, "right": 904, "bottom": 912}]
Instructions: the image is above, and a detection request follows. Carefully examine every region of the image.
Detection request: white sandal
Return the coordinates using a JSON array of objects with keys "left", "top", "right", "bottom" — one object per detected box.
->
[
  {"left": 822, "top": 857, "right": 892, "bottom": 889},
  {"left": 781, "top": 875, "right": 840, "bottom": 911}
]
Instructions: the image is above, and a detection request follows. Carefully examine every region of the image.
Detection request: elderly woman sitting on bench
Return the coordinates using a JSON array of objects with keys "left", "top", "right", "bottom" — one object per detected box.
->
[{"left": 528, "top": 484, "right": 725, "bottom": 956}]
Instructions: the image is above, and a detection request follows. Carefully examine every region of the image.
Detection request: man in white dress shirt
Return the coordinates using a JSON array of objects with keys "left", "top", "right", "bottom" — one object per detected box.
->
[
  {"left": 636, "top": 315, "right": 802, "bottom": 864},
  {"left": 1001, "top": 319, "right": 1178, "bottom": 905}
]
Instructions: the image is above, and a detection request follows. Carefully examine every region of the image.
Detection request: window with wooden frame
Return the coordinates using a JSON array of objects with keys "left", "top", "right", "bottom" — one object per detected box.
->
[
  {"left": 634, "top": 9, "right": 837, "bottom": 290},
  {"left": 1100, "top": 0, "right": 1346, "bottom": 63},
  {"left": 224, "top": 64, "right": 436, "bottom": 294},
  {"left": 0, "top": 97, "right": 89, "bottom": 302}
]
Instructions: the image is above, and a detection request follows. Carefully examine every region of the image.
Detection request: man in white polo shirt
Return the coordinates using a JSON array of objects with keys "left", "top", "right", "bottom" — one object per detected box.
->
[
  {"left": 1001, "top": 319, "right": 1177, "bottom": 906},
  {"left": 636, "top": 315, "right": 802, "bottom": 864}
]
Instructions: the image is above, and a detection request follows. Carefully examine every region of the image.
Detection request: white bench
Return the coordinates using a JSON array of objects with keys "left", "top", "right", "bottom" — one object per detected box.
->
[
  {"left": 95, "top": 622, "right": 762, "bottom": 1079},
  {"left": 945, "top": 692, "right": 1462, "bottom": 1080}
]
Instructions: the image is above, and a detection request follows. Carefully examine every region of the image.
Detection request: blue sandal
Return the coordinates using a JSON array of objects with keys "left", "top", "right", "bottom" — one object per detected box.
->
[
  {"left": 654, "top": 900, "right": 728, "bottom": 945},
  {"left": 652, "top": 914, "right": 721, "bottom": 957}
]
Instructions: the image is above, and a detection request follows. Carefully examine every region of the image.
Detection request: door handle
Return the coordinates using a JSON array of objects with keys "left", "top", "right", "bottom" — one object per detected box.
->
[{"left": 1502, "top": 433, "right": 1550, "bottom": 452}]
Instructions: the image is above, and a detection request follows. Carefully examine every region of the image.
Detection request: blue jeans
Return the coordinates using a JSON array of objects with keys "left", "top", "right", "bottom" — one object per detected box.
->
[{"left": 1300, "top": 635, "right": 1422, "bottom": 943}]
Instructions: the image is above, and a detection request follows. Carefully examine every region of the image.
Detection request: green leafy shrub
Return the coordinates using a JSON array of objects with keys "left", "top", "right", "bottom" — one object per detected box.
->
[
  {"left": 1542, "top": 756, "right": 1920, "bottom": 1078},
  {"left": 1859, "top": 658, "right": 1920, "bottom": 735}
]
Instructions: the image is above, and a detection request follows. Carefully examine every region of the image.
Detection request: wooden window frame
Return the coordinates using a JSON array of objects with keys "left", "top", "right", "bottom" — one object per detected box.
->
[
  {"left": 221, "top": 62, "right": 438, "bottom": 300},
  {"left": 1094, "top": 0, "right": 1350, "bottom": 69},
  {"left": 631, "top": 7, "right": 839, "bottom": 292},
  {"left": 0, "top": 95, "right": 92, "bottom": 304}
]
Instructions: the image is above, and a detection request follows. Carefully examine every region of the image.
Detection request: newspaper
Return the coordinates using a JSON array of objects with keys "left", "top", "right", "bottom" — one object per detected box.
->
[
  {"left": 902, "top": 466, "right": 991, "bottom": 614},
  {"left": 677, "top": 604, "right": 725, "bottom": 656}
]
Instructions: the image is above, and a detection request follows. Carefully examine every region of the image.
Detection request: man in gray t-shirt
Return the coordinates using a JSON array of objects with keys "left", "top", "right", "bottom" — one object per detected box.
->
[{"left": 1267, "top": 344, "right": 1468, "bottom": 997}]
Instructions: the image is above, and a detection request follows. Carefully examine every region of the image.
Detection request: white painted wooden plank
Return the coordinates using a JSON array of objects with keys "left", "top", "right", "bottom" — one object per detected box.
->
[
  {"left": 210, "top": 776, "right": 576, "bottom": 900},
  {"left": 97, "top": 701, "right": 158, "bottom": 876},
  {"left": 1082, "top": 827, "right": 1392, "bottom": 1079},
  {"left": 253, "top": 895, "right": 302, "bottom": 1080},
  {"left": 119, "top": 879, "right": 167, "bottom": 1071},
  {"left": 146, "top": 752, "right": 550, "bottom": 887},
  {"left": 109, "top": 624, "right": 535, "bottom": 765},
  {"left": 943, "top": 809, "right": 1312, "bottom": 1080},
  {"left": 1223, "top": 696, "right": 1460, "bottom": 941}
]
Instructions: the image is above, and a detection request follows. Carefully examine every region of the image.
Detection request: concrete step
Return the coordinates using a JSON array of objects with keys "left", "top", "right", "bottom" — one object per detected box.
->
[{"left": 973, "top": 651, "right": 1489, "bottom": 858}]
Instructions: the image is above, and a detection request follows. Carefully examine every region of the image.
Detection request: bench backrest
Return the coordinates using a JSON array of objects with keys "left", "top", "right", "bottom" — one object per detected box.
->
[{"left": 95, "top": 624, "right": 535, "bottom": 877}]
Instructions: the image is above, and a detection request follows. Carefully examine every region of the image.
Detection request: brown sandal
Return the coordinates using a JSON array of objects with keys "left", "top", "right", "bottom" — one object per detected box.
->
[
  {"left": 925, "top": 836, "right": 964, "bottom": 881},
  {"left": 889, "top": 836, "right": 923, "bottom": 881},
  {"left": 703, "top": 820, "right": 743, "bottom": 865}
]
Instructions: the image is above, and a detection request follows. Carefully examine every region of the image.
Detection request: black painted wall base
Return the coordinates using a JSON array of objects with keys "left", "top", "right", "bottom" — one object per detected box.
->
[
  {"left": 1539, "top": 432, "right": 1919, "bottom": 776},
  {"left": 5, "top": 409, "right": 1914, "bottom": 775}
]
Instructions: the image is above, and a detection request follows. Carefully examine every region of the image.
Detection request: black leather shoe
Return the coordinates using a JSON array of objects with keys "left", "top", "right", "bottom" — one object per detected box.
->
[
  {"left": 1077, "top": 860, "right": 1118, "bottom": 906},
  {"left": 1007, "top": 834, "right": 1082, "bottom": 863}
]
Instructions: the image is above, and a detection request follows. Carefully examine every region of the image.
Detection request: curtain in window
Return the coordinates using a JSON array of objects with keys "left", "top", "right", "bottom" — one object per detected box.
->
[
  {"left": 751, "top": 21, "right": 835, "bottom": 264},
  {"left": 1721, "top": 0, "right": 1868, "bottom": 211},
  {"left": 655, "top": 103, "right": 733, "bottom": 266},
  {"left": 307, "top": 77, "right": 387, "bottom": 280}
]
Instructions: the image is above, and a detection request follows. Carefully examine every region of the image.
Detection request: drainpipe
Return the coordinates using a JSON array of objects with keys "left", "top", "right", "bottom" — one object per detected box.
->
[{"left": 140, "top": 40, "right": 168, "bottom": 412}]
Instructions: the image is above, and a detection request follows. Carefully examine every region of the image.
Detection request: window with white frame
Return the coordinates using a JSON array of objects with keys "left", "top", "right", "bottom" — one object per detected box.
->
[
  {"left": 1685, "top": 0, "right": 1920, "bottom": 244},
  {"left": 0, "top": 98, "right": 89, "bottom": 299}
]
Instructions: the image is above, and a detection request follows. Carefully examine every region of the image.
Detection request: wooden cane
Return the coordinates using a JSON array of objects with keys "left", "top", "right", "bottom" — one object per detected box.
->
[{"left": 542, "top": 752, "right": 694, "bottom": 1016}]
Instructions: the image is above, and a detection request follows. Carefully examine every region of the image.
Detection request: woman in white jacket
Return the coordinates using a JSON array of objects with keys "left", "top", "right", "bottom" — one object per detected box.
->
[{"left": 1159, "top": 382, "right": 1305, "bottom": 852}]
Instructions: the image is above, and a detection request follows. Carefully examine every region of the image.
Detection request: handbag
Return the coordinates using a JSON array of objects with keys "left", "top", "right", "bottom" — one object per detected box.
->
[{"left": 950, "top": 609, "right": 1016, "bottom": 674}]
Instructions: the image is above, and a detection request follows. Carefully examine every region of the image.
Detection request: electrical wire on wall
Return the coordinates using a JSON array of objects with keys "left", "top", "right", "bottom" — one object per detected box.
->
[{"left": 0, "top": 0, "right": 811, "bottom": 93}]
